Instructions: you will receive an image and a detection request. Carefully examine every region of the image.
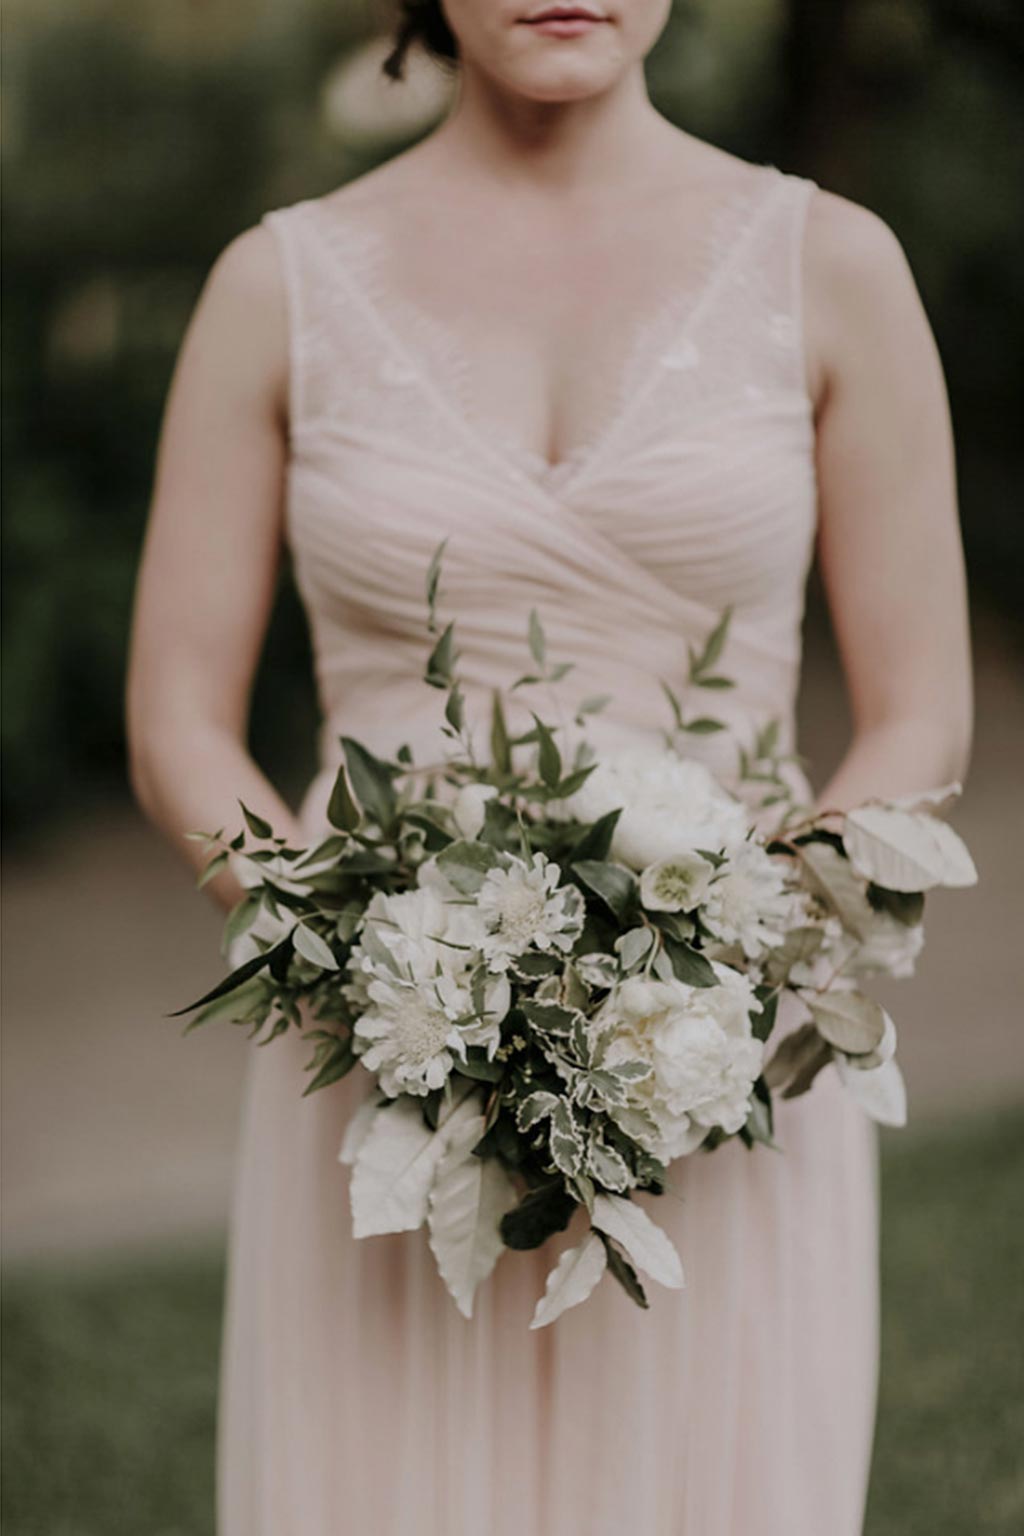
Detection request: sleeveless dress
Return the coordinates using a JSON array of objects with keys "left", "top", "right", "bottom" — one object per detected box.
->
[{"left": 216, "top": 162, "right": 880, "bottom": 1536}]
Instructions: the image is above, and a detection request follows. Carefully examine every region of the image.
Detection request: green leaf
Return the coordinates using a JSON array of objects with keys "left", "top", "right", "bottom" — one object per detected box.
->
[
  {"left": 425, "top": 536, "right": 448, "bottom": 625},
  {"left": 326, "top": 764, "right": 362, "bottom": 832},
  {"left": 695, "top": 675, "right": 735, "bottom": 690},
  {"left": 445, "top": 682, "right": 465, "bottom": 732},
  {"left": 490, "top": 689, "right": 511, "bottom": 776},
  {"left": 866, "top": 884, "right": 926, "bottom": 926},
  {"left": 500, "top": 1181, "right": 577, "bottom": 1251},
  {"left": 807, "top": 992, "right": 887, "bottom": 1056},
  {"left": 742, "top": 1093, "right": 779, "bottom": 1150},
  {"left": 763, "top": 1023, "right": 832, "bottom": 1098},
  {"left": 166, "top": 935, "right": 294, "bottom": 1017},
  {"left": 528, "top": 608, "right": 547, "bottom": 668},
  {"left": 571, "top": 808, "right": 622, "bottom": 863},
  {"left": 517, "top": 1091, "right": 560, "bottom": 1131},
  {"left": 682, "top": 717, "right": 726, "bottom": 735},
  {"left": 531, "top": 713, "right": 562, "bottom": 789},
  {"left": 425, "top": 620, "right": 457, "bottom": 687},
  {"left": 436, "top": 838, "right": 500, "bottom": 894},
  {"left": 521, "top": 1000, "right": 581, "bottom": 1038},
  {"left": 598, "top": 1231, "right": 650, "bottom": 1308},
  {"left": 341, "top": 737, "right": 398, "bottom": 832},
  {"left": 292, "top": 923, "right": 340, "bottom": 971},
  {"left": 196, "top": 849, "right": 229, "bottom": 889},
  {"left": 238, "top": 801, "right": 273, "bottom": 839},
  {"left": 572, "top": 859, "right": 638, "bottom": 923},
  {"left": 575, "top": 693, "right": 613, "bottom": 719},
  {"left": 755, "top": 719, "right": 781, "bottom": 759},
  {"left": 454, "top": 1050, "right": 505, "bottom": 1084},
  {"left": 588, "top": 1140, "right": 631, "bottom": 1193},
  {"left": 223, "top": 891, "right": 261, "bottom": 950},
  {"left": 751, "top": 985, "right": 780, "bottom": 1042},
  {"left": 659, "top": 679, "right": 685, "bottom": 732},
  {"left": 661, "top": 934, "right": 717, "bottom": 988},
  {"left": 690, "top": 607, "right": 732, "bottom": 679},
  {"left": 550, "top": 1101, "right": 585, "bottom": 1177},
  {"left": 302, "top": 1034, "right": 358, "bottom": 1095},
  {"left": 616, "top": 926, "right": 654, "bottom": 972}
]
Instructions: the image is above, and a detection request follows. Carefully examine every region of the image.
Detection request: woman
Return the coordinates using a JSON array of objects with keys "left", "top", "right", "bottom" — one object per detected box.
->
[{"left": 125, "top": 2, "right": 972, "bottom": 1532}]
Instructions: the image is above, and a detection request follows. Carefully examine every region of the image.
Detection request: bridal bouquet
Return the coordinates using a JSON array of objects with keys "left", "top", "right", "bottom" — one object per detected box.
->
[{"left": 173, "top": 542, "right": 977, "bottom": 1327}]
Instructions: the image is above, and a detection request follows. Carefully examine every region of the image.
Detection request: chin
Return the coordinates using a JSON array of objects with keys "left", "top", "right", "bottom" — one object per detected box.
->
[{"left": 507, "top": 58, "right": 624, "bottom": 102}]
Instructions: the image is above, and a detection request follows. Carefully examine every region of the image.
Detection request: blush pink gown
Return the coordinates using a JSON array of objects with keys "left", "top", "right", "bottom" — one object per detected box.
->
[{"left": 216, "top": 161, "right": 879, "bottom": 1536}]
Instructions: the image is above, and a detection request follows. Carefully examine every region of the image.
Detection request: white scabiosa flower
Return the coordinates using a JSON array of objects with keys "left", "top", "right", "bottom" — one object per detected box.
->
[
  {"left": 346, "top": 883, "right": 509, "bottom": 1096},
  {"left": 553, "top": 745, "right": 749, "bottom": 871},
  {"left": 639, "top": 851, "right": 715, "bottom": 913},
  {"left": 701, "top": 840, "right": 794, "bottom": 961},
  {"left": 477, "top": 852, "right": 585, "bottom": 972},
  {"left": 591, "top": 966, "right": 764, "bottom": 1160}
]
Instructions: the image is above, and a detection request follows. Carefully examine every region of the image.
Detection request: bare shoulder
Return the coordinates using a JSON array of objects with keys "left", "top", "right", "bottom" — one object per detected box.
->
[
  {"left": 186, "top": 222, "right": 289, "bottom": 413},
  {"left": 803, "top": 188, "right": 936, "bottom": 402}
]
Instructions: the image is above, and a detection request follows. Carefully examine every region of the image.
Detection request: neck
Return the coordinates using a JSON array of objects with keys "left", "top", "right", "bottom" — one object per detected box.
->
[{"left": 430, "top": 61, "right": 681, "bottom": 200}]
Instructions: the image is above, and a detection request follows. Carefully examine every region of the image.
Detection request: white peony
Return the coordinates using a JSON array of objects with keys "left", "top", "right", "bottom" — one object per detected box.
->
[
  {"left": 347, "top": 883, "right": 509, "bottom": 1097},
  {"left": 591, "top": 965, "right": 764, "bottom": 1161},
  {"left": 554, "top": 745, "right": 749, "bottom": 871},
  {"left": 477, "top": 852, "right": 585, "bottom": 972},
  {"left": 701, "top": 840, "right": 795, "bottom": 961}
]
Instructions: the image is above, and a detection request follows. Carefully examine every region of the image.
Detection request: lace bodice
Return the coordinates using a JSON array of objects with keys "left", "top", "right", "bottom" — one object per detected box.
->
[{"left": 262, "top": 160, "right": 819, "bottom": 833}]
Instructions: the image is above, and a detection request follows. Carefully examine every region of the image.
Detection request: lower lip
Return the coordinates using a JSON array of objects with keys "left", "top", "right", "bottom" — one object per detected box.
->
[{"left": 524, "top": 17, "right": 606, "bottom": 37}]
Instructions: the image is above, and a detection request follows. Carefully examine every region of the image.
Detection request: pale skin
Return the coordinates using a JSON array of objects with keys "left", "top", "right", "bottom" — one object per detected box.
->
[{"left": 125, "top": 0, "right": 973, "bottom": 919}]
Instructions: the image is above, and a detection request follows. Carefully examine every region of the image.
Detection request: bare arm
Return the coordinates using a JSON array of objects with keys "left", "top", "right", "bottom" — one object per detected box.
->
[
  {"left": 803, "top": 191, "right": 973, "bottom": 814},
  {"left": 125, "top": 224, "right": 304, "bottom": 915}
]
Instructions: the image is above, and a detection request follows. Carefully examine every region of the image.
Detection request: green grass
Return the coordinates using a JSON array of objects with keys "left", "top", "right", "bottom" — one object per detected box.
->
[{"left": 3, "top": 1107, "right": 1023, "bottom": 1535}]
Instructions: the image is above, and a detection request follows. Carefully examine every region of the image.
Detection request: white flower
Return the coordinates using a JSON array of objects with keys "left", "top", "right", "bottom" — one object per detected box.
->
[
  {"left": 347, "top": 883, "right": 509, "bottom": 1096},
  {"left": 451, "top": 782, "right": 499, "bottom": 840},
  {"left": 592, "top": 965, "right": 764, "bottom": 1161},
  {"left": 554, "top": 745, "right": 749, "bottom": 871},
  {"left": 477, "top": 852, "right": 585, "bottom": 972},
  {"left": 701, "top": 840, "right": 795, "bottom": 960},
  {"left": 640, "top": 852, "right": 714, "bottom": 913}
]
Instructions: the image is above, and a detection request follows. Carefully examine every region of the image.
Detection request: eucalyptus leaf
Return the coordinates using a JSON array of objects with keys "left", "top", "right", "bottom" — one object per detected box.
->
[
  {"left": 807, "top": 991, "right": 887, "bottom": 1056},
  {"left": 842, "top": 804, "right": 977, "bottom": 892}
]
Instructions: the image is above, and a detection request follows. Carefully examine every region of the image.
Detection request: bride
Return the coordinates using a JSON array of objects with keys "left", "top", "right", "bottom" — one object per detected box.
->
[{"left": 125, "top": 2, "right": 972, "bottom": 1532}]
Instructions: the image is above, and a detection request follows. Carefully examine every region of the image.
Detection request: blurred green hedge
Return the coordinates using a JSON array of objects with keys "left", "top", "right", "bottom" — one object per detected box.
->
[{"left": 3, "top": 1, "right": 1022, "bottom": 838}]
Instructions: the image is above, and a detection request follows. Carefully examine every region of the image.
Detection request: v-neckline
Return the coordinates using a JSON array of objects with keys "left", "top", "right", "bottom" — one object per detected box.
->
[{"left": 307, "top": 166, "right": 786, "bottom": 501}]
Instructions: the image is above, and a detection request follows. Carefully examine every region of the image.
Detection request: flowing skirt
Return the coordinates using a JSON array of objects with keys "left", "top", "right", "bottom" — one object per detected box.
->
[{"left": 216, "top": 984, "right": 879, "bottom": 1536}]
